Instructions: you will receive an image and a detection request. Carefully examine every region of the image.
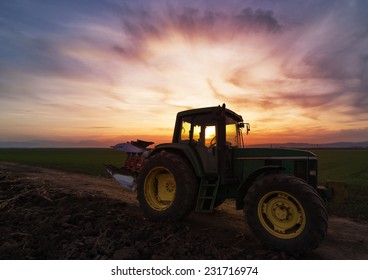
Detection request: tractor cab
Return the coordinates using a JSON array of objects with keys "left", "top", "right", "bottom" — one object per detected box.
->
[{"left": 172, "top": 104, "right": 249, "bottom": 177}]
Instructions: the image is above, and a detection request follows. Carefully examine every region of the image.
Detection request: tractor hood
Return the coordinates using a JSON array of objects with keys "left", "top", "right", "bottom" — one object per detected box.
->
[{"left": 233, "top": 148, "right": 317, "bottom": 159}]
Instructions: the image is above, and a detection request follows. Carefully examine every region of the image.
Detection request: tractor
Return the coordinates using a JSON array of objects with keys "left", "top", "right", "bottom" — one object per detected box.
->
[{"left": 106, "top": 104, "right": 328, "bottom": 255}]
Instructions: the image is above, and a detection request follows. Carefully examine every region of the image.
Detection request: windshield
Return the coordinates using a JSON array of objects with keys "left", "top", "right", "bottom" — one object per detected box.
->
[
  {"left": 179, "top": 115, "right": 242, "bottom": 148},
  {"left": 180, "top": 118, "right": 217, "bottom": 148}
]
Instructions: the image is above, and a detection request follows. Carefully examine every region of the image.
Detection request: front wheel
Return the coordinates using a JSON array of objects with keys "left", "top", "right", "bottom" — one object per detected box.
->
[{"left": 244, "top": 174, "right": 328, "bottom": 255}]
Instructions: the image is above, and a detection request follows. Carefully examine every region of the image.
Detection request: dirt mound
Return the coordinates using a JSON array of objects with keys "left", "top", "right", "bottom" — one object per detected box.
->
[{"left": 1, "top": 162, "right": 368, "bottom": 260}]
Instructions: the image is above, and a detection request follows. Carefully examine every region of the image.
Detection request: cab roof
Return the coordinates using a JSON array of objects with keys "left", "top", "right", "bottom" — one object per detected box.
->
[{"left": 176, "top": 105, "right": 243, "bottom": 123}]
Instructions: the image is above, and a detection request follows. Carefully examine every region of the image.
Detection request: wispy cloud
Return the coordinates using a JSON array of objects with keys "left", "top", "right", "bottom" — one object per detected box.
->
[{"left": 0, "top": 0, "right": 367, "bottom": 144}]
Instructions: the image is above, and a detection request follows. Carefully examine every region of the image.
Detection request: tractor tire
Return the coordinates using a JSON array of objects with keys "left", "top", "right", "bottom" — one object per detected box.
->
[
  {"left": 244, "top": 173, "right": 328, "bottom": 255},
  {"left": 137, "top": 151, "right": 198, "bottom": 221}
]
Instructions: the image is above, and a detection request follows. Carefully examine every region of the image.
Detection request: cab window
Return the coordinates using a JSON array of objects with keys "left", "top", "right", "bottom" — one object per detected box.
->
[
  {"left": 225, "top": 117, "right": 239, "bottom": 147},
  {"left": 180, "top": 121, "right": 191, "bottom": 141}
]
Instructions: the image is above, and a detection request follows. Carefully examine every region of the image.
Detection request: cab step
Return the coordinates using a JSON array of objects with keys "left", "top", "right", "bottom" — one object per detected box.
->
[{"left": 195, "top": 177, "right": 220, "bottom": 213}]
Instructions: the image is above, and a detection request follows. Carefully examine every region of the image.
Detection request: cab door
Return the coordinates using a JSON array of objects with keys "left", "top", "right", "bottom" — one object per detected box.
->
[
  {"left": 178, "top": 115, "right": 218, "bottom": 174},
  {"left": 193, "top": 123, "right": 218, "bottom": 174}
]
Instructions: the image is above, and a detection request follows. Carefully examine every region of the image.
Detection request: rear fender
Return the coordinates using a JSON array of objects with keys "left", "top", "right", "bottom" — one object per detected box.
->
[
  {"left": 236, "top": 166, "right": 284, "bottom": 210},
  {"left": 149, "top": 143, "right": 205, "bottom": 178}
]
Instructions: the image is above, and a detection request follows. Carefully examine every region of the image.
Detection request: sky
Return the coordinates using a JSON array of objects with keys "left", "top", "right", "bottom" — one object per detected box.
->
[{"left": 0, "top": 0, "right": 367, "bottom": 147}]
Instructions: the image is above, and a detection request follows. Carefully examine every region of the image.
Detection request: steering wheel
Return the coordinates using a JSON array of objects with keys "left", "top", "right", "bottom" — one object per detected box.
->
[{"left": 209, "top": 136, "right": 217, "bottom": 148}]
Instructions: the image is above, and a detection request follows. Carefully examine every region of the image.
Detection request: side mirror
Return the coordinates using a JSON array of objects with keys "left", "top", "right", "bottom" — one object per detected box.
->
[
  {"left": 245, "top": 123, "right": 250, "bottom": 135},
  {"left": 239, "top": 122, "right": 250, "bottom": 134}
]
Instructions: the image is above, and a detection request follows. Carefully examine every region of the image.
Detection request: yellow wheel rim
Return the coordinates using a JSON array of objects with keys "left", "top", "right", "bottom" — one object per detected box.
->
[
  {"left": 144, "top": 166, "right": 176, "bottom": 211},
  {"left": 258, "top": 191, "right": 306, "bottom": 239}
]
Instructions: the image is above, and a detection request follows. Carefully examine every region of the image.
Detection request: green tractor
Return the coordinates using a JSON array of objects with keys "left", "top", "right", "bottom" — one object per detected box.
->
[{"left": 106, "top": 104, "right": 328, "bottom": 255}]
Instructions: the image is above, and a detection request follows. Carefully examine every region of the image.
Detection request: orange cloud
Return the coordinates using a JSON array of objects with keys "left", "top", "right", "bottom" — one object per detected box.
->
[{"left": 1, "top": 1, "right": 367, "bottom": 146}]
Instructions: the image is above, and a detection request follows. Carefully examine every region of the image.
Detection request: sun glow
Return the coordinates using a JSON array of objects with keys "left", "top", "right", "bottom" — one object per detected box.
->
[{"left": 1, "top": 1, "right": 367, "bottom": 147}]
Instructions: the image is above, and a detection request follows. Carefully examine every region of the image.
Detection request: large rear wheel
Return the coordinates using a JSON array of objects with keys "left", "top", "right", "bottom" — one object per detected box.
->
[
  {"left": 137, "top": 151, "right": 198, "bottom": 221},
  {"left": 244, "top": 174, "right": 327, "bottom": 255}
]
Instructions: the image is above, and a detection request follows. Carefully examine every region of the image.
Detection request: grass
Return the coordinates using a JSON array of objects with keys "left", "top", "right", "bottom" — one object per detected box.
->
[
  {"left": 312, "top": 149, "right": 368, "bottom": 187},
  {"left": 311, "top": 149, "right": 368, "bottom": 220},
  {"left": 0, "top": 148, "right": 367, "bottom": 219},
  {"left": 0, "top": 148, "right": 126, "bottom": 177}
]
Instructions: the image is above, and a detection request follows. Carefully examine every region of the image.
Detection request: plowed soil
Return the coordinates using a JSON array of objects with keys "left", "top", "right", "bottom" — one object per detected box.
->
[{"left": 1, "top": 162, "right": 367, "bottom": 260}]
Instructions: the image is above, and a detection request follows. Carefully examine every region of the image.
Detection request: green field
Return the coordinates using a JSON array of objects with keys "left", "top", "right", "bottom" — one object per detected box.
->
[
  {"left": 0, "top": 148, "right": 367, "bottom": 219},
  {"left": 311, "top": 149, "right": 368, "bottom": 220},
  {"left": 0, "top": 148, "right": 126, "bottom": 177},
  {"left": 312, "top": 149, "right": 368, "bottom": 187}
]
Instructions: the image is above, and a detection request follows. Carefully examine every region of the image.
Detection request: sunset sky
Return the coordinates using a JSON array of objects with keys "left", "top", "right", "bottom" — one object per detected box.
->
[{"left": 0, "top": 0, "right": 367, "bottom": 147}]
